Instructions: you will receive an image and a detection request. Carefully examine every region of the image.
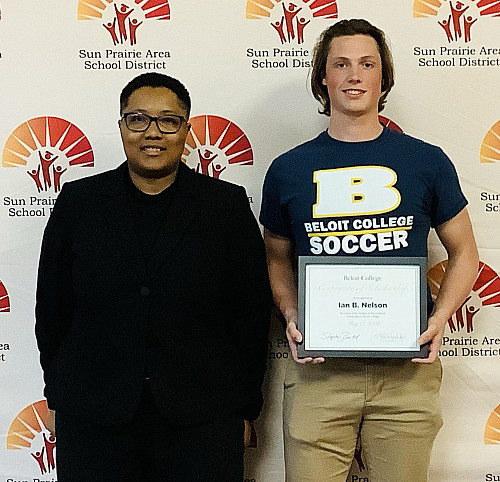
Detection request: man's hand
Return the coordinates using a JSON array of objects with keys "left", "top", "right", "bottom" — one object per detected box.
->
[
  {"left": 412, "top": 314, "right": 447, "bottom": 364},
  {"left": 286, "top": 320, "right": 324, "bottom": 364}
]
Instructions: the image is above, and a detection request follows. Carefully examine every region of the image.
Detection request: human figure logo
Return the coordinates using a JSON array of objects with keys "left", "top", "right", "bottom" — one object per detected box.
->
[
  {"left": 182, "top": 115, "right": 253, "bottom": 179},
  {"left": 428, "top": 261, "right": 500, "bottom": 333},
  {"left": 7, "top": 400, "right": 56, "bottom": 475},
  {"left": 413, "top": 0, "right": 500, "bottom": 43},
  {"left": 246, "top": 0, "right": 338, "bottom": 44},
  {"left": 0, "top": 280, "right": 10, "bottom": 313},
  {"left": 78, "top": 0, "right": 170, "bottom": 46},
  {"left": 2, "top": 116, "right": 94, "bottom": 193}
]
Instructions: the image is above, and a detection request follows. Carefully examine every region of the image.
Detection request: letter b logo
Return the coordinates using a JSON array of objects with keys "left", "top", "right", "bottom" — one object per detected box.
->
[{"left": 313, "top": 166, "right": 400, "bottom": 218}]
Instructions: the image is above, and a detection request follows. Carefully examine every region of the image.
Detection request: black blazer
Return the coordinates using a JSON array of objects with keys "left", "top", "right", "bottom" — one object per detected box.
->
[{"left": 35, "top": 162, "right": 271, "bottom": 425}]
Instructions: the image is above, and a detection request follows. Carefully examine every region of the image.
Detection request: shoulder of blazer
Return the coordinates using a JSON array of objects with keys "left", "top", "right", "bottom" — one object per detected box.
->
[
  {"left": 177, "top": 161, "right": 246, "bottom": 200},
  {"left": 59, "top": 162, "right": 127, "bottom": 198}
]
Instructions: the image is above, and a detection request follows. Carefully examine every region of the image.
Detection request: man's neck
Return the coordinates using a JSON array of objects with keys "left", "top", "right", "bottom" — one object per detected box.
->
[{"left": 327, "top": 112, "right": 383, "bottom": 142}]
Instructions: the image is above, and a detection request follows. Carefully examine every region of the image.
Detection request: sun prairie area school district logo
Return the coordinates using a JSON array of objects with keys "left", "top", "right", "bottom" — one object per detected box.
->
[
  {"left": 2, "top": 117, "right": 93, "bottom": 217},
  {"left": 2, "top": 117, "right": 93, "bottom": 193},
  {"left": 246, "top": 0, "right": 338, "bottom": 44},
  {"left": 414, "top": 0, "right": 500, "bottom": 43},
  {"left": 7, "top": 400, "right": 56, "bottom": 476},
  {"left": 182, "top": 115, "right": 253, "bottom": 179},
  {"left": 78, "top": 0, "right": 170, "bottom": 46}
]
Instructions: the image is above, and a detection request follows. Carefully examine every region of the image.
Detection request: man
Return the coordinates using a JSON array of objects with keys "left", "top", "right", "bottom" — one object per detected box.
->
[
  {"left": 259, "top": 19, "right": 478, "bottom": 482},
  {"left": 35, "top": 72, "right": 271, "bottom": 481}
]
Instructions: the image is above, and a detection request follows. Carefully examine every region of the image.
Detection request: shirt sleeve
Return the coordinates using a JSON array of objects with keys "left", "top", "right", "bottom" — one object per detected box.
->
[
  {"left": 259, "top": 161, "right": 293, "bottom": 238},
  {"left": 429, "top": 148, "right": 468, "bottom": 228}
]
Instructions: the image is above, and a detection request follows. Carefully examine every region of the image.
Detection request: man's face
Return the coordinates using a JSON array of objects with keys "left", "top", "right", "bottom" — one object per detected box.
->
[
  {"left": 322, "top": 34, "right": 383, "bottom": 119},
  {"left": 119, "top": 86, "right": 189, "bottom": 181}
]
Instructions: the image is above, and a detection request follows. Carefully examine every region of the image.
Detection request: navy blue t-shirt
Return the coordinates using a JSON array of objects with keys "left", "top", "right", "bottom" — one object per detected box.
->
[{"left": 260, "top": 128, "right": 467, "bottom": 259}]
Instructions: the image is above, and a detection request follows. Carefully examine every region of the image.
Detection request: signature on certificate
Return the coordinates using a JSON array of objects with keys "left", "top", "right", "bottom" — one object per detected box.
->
[
  {"left": 320, "top": 331, "right": 361, "bottom": 342},
  {"left": 371, "top": 332, "right": 406, "bottom": 345}
]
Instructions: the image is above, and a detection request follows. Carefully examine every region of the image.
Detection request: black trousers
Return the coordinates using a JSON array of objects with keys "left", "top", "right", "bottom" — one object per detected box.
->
[{"left": 54, "top": 381, "right": 244, "bottom": 481}]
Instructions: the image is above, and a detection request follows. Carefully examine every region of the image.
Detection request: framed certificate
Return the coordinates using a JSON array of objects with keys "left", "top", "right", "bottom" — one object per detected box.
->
[{"left": 297, "top": 256, "right": 428, "bottom": 358}]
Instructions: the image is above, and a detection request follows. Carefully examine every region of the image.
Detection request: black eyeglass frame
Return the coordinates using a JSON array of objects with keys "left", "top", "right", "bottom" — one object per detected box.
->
[{"left": 121, "top": 112, "right": 189, "bottom": 134}]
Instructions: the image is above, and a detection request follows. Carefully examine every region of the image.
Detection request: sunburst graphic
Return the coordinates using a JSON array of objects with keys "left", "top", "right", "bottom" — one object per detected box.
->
[
  {"left": 485, "top": 403, "right": 500, "bottom": 444},
  {"left": 182, "top": 115, "right": 253, "bottom": 179},
  {"left": 0, "top": 280, "right": 10, "bottom": 313},
  {"left": 428, "top": 261, "right": 500, "bottom": 333},
  {"left": 247, "top": 0, "right": 337, "bottom": 45},
  {"left": 413, "top": 0, "right": 500, "bottom": 43},
  {"left": 480, "top": 119, "right": 500, "bottom": 163},
  {"left": 78, "top": 0, "right": 170, "bottom": 20},
  {"left": 7, "top": 400, "right": 56, "bottom": 475},
  {"left": 247, "top": 0, "right": 337, "bottom": 19},
  {"left": 0, "top": 281, "right": 10, "bottom": 313},
  {"left": 7, "top": 400, "right": 53, "bottom": 450},
  {"left": 2, "top": 116, "right": 93, "bottom": 193},
  {"left": 78, "top": 0, "right": 170, "bottom": 45},
  {"left": 379, "top": 115, "right": 403, "bottom": 133},
  {"left": 413, "top": 0, "right": 500, "bottom": 18}
]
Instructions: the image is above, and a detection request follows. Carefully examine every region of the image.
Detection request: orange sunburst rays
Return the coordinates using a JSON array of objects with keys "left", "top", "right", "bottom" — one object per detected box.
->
[
  {"left": 480, "top": 119, "right": 500, "bottom": 163},
  {"left": 413, "top": 0, "right": 500, "bottom": 18},
  {"left": 485, "top": 403, "right": 500, "bottom": 444},
  {"left": 428, "top": 261, "right": 500, "bottom": 332},
  {"left": 183, "top": 115, "right": 253, "bottom": 167},
  {"left": 246, "top": 0, "right": 338, "bottom": 20},
  {"left": 429, "top": 261, "right": 500, "bottom": 307},
  {"left": 0, "top": 281, "right": 10, "bottom": 313},
  {"left": 2, "top": 117, "right": 93, "bottom": 169},
  {"left": 78, "top": 0, "right": 170, "bottom": 21},
  {"left": 7, "top": 401, "right": 52, "bottom": 450}
]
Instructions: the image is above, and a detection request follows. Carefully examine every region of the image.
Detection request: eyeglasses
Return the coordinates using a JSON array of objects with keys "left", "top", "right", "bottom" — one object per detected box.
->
[{"left": 122, "top": 112, "right": 188, "bottom": 134}]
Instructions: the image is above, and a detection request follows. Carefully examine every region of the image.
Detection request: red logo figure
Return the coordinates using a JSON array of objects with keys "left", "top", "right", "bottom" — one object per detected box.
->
[
  {"left": 31, "top": 447, "right": 47, "bottom": 474},
  {"left": 43, "top": 432, "right": 57, "bottom": 472},
  {"left": 438, "top": 15, "right": 454, "bottom": 43},
  {"left": 183, "top": 115, "right": 253, "bottom": 180},
  {"left": 39, "top": 151, "right": 57, "bottom": 190},
  {"left": 30, "top": 431, "right": 57, "bottom": 475}
]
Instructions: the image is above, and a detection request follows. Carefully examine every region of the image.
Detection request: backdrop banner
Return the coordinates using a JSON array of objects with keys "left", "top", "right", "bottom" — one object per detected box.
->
[{"left": 0, "top": 1, "right": 499, "bottom": 481}]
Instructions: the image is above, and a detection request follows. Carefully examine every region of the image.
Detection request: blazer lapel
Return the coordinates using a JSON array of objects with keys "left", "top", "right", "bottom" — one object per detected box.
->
[
  {"left": 99, "top": 162, "right": 148, "bottom": 279},
  {"left": 98, "top": 162, "right": 202, "bottom": 278},
  {"left": 147, "top": 162, "right": 203, "bottom": 274}
]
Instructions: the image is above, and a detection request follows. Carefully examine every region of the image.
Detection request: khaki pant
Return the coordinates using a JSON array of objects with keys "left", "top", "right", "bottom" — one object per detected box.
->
[{"left": 283, "top": 357, "right": 443, "bottom": 482}]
